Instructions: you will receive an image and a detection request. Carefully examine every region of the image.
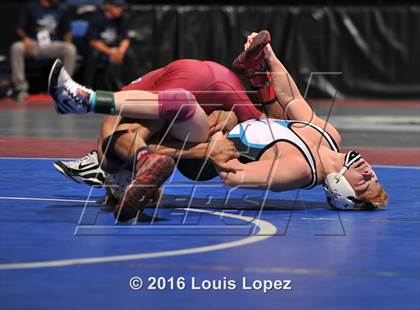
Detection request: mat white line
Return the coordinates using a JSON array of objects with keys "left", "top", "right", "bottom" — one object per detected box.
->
[
  {"left": 0, "top": 208, "right": 277, "bottom": 270},
  {"left": 0, "top": 196, "right": 98, "bottom": 203}
]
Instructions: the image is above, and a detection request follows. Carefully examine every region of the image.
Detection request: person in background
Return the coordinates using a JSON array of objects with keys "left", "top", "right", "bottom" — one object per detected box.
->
[
  {"left": 10, "top": 0, "right": 76, "bottom": 102},
  {"left": 84, "top": 0, "right": 138, "bottom": 90}
]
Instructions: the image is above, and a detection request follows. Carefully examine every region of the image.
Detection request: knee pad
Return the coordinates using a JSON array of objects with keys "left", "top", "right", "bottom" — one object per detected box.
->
[{"left": 158, "top": 88, "right": 197, "bottom": 123}]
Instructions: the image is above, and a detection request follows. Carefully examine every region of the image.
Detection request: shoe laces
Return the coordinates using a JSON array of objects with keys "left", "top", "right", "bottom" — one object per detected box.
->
[
  {"left": 79, "top": 151, "right": 97, "bottom": 165},
  {"left": 63, "top": 79, "right": 93, "bottom": 105}
]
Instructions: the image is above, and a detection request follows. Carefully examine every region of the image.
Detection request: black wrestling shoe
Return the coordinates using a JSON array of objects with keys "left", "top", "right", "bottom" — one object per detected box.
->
[{"left": 53, "top": 150, "right": 106, "bottom": 187}]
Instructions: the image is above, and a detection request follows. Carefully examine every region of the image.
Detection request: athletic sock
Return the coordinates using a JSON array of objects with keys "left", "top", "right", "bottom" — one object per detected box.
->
[
  {"left": 89, "top": 90, "right": 116, "bottom": 114},
  {"left": 88, "top": 92, "right": 96, "bottom": 112}
]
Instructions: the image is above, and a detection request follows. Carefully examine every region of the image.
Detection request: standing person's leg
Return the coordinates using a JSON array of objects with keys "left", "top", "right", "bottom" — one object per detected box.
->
[
  {"left": 121, "top": 48, "right": 139, "bottom": 84},
  {"left": 104, "top": 61, "right": 123, "bottom": 91},
  {"left": 38, "top": 41, "right": 76, "bottom": 76},
  {"left": 10, "top": 41, "right": 29, "bottom": 101},
  {"left": 84, "top": 50, "right": 102, "bottom": 88}
]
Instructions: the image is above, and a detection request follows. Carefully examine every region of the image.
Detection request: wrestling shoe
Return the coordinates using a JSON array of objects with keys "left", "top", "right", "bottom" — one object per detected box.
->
[
  {"left": 114, "top": 151, "right": 175, "bottom": 222},
  {"left": 232, "top": 30, "right": 271, "bottom": 89},
  {"left": 48, "top": 59, "right": 93, "bottom": 114},
  {"left": 53, "top": 150, "right": 106, "bottom": 187}
]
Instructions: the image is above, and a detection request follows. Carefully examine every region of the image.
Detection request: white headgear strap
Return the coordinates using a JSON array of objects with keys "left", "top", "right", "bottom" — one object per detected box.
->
[{"left": 324, "top": 150, "right": 362, "bottom": 210}]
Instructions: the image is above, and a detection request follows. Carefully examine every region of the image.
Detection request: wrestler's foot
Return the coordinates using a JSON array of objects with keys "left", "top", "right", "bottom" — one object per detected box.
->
[
  {"left": 48, "top": 59, "right": 94, "bottom": 114},
  {"left": 114, "top": 151, "right": 175, "bottom": 222},
  {"left": 232, "top": 30, "right": 271, "bottom": 88},
  {"left": 53, "top": 150, "right": 106, "bottom": 187}
]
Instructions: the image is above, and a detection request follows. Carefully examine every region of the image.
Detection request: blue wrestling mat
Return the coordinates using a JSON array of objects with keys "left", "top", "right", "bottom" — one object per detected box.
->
[{"left": 0, "top": 158, "right": 419, "bottom": 309}]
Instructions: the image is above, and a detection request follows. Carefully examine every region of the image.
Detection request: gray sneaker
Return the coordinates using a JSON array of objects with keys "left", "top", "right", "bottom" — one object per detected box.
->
[{"left": 53, "top": 150, "right": 106, "bottom": 187}]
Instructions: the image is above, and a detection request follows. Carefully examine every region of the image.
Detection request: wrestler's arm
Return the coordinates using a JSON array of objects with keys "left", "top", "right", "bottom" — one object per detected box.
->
[
  {"left": 149, "top": 140, "right": 208, "bottom": 159},
  {"left": 208, "top": 110, "right": 238, "bottom": 135},
  {"left": 148, "top": 132, "right": 240, "bottom": 173},
  {"left": 149, "top": 110, "right": 238, "bottom": 159},
  {"left": 217, "top": 156, "right": 310, "bottom": 192}
]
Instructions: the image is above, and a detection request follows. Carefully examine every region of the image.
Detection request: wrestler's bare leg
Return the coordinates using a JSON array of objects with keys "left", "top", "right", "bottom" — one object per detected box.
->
[
  {"left": 262, "top": 44, "right": 341, "bottom": 144},
  {"left": 49, "top": 59, "right": 209, "bottom": 143},
  {"left": 113, "top": 90, "right": 209, "bottom": 142}
]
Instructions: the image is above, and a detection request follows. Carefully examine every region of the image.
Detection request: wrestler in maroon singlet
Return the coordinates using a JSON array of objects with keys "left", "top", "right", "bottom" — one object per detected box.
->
[{"left": 122, "top": 59, "right": 262, "bottom": 122}]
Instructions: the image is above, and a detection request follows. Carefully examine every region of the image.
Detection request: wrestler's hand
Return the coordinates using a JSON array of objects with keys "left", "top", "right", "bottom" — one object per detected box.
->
[
  {"left": 208, "top": 110, "right": 238, "bottom": 136},
  {"left": 207, "top": 131, "right": 240, "bottom": 173}
]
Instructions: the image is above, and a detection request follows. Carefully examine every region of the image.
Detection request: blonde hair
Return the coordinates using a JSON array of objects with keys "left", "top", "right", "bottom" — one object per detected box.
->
[{"left": 354, "top": 186, "right": 388, "bottom": 210}]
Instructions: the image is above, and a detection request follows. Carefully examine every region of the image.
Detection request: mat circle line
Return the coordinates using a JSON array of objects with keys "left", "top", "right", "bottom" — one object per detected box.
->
[{"left": 0, "top": 208, "right": 277, "bottom": 270}]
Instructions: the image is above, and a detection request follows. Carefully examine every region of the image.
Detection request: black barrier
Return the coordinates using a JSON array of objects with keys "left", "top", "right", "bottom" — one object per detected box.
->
[{"left": 1, "top": 3, "right": 419, "bottom": 98}]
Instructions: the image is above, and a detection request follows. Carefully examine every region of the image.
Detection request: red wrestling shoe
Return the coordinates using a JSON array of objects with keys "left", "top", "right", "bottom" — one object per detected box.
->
[
  {"left": 114, "top": 151, "right": 175, "bottom": 222},
  {"left": 247, "top": 83, "right": 277, "bottom": 106},
  {"left": 232, "top": 30, "right": 271, "bottom": 89}
]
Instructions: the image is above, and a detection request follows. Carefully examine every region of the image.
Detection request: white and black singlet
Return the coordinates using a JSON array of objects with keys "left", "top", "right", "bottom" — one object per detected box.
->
[{"left": 227, "top": 118, "right": 339, "bottom": 189}]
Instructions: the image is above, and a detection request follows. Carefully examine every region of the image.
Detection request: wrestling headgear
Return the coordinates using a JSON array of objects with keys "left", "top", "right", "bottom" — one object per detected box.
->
[{"left": 324, "top": 150, "right": 362, "bottom": 210}]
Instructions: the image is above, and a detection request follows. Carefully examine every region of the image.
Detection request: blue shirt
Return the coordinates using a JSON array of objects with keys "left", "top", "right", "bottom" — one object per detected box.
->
[
  {"left": 17, "top": 1, "right": 70, "bottom": 40},
  {"left": 87, "top": 10, "right": 129, "bottom": 47}
]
